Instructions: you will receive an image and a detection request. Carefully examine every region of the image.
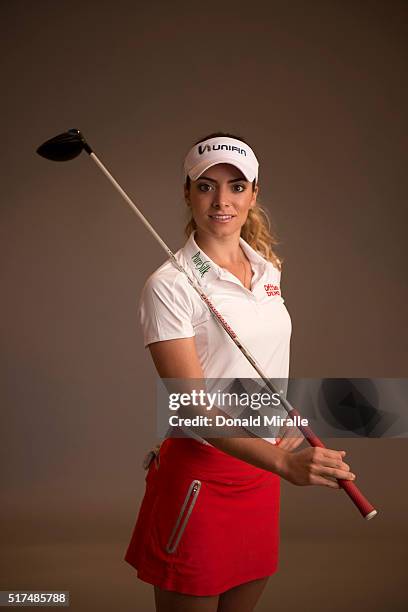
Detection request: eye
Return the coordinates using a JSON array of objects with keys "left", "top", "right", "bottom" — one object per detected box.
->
[
  {"left": 197, "top": 183, "right": 213, "bottom": 192},
  {"left": 233, "top": 184, "right": 246, "bottom": 192}
]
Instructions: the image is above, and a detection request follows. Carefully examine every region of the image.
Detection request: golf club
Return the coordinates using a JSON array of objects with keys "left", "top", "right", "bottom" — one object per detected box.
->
[{"left": 36, "top": 129, "right": 378, "bottom": 520}]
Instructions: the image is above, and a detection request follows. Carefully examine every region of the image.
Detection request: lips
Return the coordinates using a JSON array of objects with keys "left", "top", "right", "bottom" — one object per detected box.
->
[{"left": 209, "top": 214, "right": 236, "bottom": 222}]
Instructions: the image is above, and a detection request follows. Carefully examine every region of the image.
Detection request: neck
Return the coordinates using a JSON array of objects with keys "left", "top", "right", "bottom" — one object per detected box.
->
[{"left": 194, "top": 229, "right": 245, "bottom": 266}]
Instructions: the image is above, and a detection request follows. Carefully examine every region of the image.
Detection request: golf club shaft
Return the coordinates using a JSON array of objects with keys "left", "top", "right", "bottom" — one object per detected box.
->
[{"left": 89, "top": 151, "right": 377, "bottom": 520}]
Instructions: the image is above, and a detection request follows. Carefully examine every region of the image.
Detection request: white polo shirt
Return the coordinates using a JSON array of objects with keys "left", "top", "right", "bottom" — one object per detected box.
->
[{"left": 139, "top": 230, "right": 292, "bottom": 444}]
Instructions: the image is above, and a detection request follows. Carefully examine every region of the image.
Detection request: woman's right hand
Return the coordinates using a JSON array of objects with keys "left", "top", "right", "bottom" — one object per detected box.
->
[{"left": 279, "top": 446, "right": 356, "bottom": 488}]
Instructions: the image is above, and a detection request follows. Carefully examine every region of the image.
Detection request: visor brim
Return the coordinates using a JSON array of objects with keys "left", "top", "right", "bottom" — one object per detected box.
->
[{"left": 187, "top": 158, "right": 257, "bottom": 183}]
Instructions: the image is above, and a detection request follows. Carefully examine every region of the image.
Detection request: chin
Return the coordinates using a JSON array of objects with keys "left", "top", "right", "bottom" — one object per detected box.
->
[{"left": 203, "top": 222, "right": 242, "bottom": 237}]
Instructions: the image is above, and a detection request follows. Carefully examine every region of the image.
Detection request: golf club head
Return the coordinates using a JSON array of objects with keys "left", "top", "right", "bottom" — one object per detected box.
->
[{"left": 36, "top": 129, "right": 91, "bottom": 161}]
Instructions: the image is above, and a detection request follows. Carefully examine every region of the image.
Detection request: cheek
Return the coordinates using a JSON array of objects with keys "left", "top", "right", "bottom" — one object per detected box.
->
[
  {"left": 190, "top": 191, "right": 212, "bottom": 207},
  {"left": 189, "top": 201, "right": 209, "bottom": 219},
  {"left": 237, "top": 200, "right": 253, "bottom": 216}
]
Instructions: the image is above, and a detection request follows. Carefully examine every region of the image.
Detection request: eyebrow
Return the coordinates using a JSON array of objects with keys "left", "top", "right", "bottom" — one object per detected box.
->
[{"left": 197, "top": 176, "right": 247, "bottom": 183}]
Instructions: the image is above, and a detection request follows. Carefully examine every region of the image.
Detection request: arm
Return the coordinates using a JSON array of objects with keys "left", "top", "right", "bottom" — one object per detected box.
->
[{"left": 148, "top": 337, "right": 356, "bottom": 488}]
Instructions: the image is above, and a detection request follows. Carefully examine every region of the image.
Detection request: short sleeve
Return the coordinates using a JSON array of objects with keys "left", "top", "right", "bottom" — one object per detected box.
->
[{"left": 138, "top": 271, "right": 195, "bottom": 347}]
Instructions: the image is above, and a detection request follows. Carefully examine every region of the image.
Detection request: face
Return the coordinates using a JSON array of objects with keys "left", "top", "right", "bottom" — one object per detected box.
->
[{"left": 184, "top": 163, "right": 258, "bottom": 239}]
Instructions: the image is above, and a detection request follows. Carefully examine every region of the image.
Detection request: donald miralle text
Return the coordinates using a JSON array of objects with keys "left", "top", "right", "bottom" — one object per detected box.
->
[{"left": 164, "top": 388, "right": 309, "bottom": 432}]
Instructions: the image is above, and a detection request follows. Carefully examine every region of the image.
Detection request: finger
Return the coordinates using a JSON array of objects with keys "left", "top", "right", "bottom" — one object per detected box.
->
[
  {"left": 279, "top": 430, "right": 303, "bottom": 445},
  {"left": 290, "top": 437, "right": 304, "bottom": 450},
  {"left": 310, "top": 475, "right": 341, "bottom": 489},
  {"left": 277, "top": 437, "right": 303, "bottom": 451},
  {"left": 321, "top": 448, "right": 346, "bottom": 459},
  {"left": 318, "top": 457, "right": 351, "bottom": 470},
  {"left": 311, "top": 448, "right": 348, "bottom": 467},
  {"left": 316, "top": 466, "right": 356, "bottom": 480},
  {"left": 322, "top": 449, "right": 346, "bottom": 461},
  {"left": 275, "top": 437, "right": 291, "bottom": 450}
]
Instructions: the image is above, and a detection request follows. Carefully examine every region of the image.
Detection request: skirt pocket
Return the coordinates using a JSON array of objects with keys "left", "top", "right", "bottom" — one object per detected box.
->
[{"left": 165, "top": 479, "right": 202, "bottom": 554}]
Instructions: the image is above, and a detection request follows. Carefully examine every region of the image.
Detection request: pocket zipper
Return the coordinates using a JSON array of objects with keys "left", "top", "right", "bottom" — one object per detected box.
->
[{"left": 165, "top": 480, "right": 202, "bottom": 554}]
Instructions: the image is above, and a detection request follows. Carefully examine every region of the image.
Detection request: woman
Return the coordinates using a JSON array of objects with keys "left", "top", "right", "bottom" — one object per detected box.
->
[{"left": 124, "top": 132, "right": 355, "bottom": 612}]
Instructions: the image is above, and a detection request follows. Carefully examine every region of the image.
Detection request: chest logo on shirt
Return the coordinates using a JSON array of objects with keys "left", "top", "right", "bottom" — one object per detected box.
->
[
  {"left": 264, "top": 283, "right": 281, "bottom": 297},
  {"left": 191, "top": 251, "right": 211, "bottom": 277}
]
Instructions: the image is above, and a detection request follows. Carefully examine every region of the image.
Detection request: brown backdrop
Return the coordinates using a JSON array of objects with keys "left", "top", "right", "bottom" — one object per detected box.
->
[{"left": 1, "top": 1, "right": 407, "bottom": 610}]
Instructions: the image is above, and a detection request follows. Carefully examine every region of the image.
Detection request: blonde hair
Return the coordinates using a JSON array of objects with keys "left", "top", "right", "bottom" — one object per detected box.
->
[{"left": 183, "top": 132, "right": 282, "bottom": 270}]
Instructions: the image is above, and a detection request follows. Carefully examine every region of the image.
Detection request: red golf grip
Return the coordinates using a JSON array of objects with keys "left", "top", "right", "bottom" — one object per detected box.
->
[{"left": 287, "top": 408, "right": 377, "bottom": 520}]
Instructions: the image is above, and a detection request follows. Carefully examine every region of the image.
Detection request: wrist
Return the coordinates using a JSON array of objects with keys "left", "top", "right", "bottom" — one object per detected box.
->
[{"left": 270, "top": 446, "right": 291, "bottom": 478}]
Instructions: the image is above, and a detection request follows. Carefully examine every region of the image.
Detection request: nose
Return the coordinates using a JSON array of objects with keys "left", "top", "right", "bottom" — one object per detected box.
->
[
  {"left": 211, "top": 184, "right": 231, "bottom": 209},
  {"left": 212, "top": 201, "right": 230, "bottom": 209}
]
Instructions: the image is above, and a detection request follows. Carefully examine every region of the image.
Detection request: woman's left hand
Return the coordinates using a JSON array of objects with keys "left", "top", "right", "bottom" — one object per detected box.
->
[{"left": 275, "top": 424, "right": 305, "bottom": 452}]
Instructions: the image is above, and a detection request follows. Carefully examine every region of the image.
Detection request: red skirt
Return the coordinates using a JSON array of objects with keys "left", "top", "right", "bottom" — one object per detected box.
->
[{"left": 124, "top": 437, "right": 280, "bottom": 596}]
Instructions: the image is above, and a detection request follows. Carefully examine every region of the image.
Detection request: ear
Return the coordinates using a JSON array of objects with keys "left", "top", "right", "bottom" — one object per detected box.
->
[{"left": 250, "top": 183, "right": 259, "bottom": 208}]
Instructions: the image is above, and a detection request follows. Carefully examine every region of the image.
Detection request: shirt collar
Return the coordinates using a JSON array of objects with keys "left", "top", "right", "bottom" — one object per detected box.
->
[
  {"left": 182, "top": 230, "right": 267, "bottom": 286},
  {"left": 238, "top": 234, "right": 268, "bottom": 275},
  {"left": 182, "top": 230, "right": 220, "bottom": 284}
]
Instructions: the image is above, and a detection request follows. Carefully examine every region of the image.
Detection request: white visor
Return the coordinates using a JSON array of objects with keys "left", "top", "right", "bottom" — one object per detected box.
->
[{"left": 183, "top": 136, "right": 259, "bottom": 183}]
